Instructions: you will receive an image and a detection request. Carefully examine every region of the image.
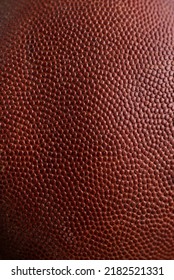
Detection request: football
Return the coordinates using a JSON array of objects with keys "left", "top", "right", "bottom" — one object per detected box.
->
[{"left": 1, "top": 0, "right": 174, "bottom": 259}]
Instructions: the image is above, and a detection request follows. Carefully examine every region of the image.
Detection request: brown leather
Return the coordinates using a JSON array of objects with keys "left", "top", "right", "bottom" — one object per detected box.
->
[{"left": 1, "top": 0, "right": 174, "bottom": 259}]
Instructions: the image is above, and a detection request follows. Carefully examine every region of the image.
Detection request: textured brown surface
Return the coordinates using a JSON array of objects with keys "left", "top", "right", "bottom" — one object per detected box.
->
[{"left": 1, "top": 0, "right": 174, "bottom": 260}]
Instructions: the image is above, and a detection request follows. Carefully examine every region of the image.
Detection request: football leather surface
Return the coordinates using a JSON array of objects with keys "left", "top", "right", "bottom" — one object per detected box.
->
[{"left": 1, "top": 0, "right": 174, "bottom": 259}]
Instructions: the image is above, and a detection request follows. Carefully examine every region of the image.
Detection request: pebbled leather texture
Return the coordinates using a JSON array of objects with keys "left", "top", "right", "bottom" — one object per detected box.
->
[{"left": 1, "top": 0, "right": 174, "bottom": 259}]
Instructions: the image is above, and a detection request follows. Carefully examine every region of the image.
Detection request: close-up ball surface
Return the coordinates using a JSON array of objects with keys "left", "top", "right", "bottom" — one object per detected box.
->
[{"left": 1, "top": 0, "right": 174, "bottom": 259}]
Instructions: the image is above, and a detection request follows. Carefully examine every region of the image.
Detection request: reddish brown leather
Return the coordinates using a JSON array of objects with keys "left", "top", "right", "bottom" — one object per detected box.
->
[{"left": 1, "top": 0, "right": 174, "bottom": 260}]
